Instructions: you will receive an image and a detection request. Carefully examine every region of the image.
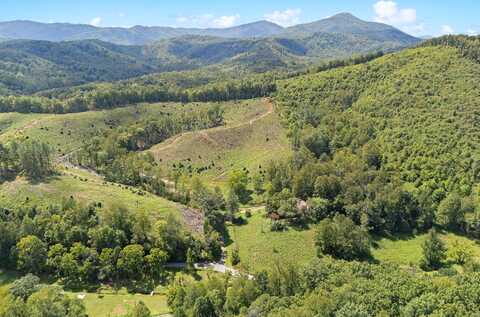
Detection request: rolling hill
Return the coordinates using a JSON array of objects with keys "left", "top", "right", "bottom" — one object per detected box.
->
[
  {"left": 276, "top": 36, "right": 480, "bottom": 209},
  {"left": 0, "top": 14, "right": 421, "bottom": 95},
  {"left": 0, "top": 39, "right": 169, "bottom": 94},
  {"left": 0, "top": 14, "right": 419, "bottom": 46},
  {"left": 0, "top": 20, "right": 284, "bottom": 44}
]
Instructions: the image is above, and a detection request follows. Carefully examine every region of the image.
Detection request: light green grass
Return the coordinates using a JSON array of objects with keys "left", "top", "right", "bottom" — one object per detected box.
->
[
  {"left": 226, "top": 210, "right": 317, "bottom": 272},
  {"left": 66, "top": 289, "right": 170, "bottom": 317},
  {"left": 0, "top": 167, "right": 180, "bottom": 220},
  {"left": 227, "top": 209, "right": 480, "bottom": 272},
  {"left": 373, "top": 232, "right": 480, "bottom": 266}
]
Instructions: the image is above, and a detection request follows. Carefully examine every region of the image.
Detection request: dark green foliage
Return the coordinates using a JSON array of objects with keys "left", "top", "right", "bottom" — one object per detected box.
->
[
  {"left": 315, "top": 214, "right": 371, "bottom": 260},
  {"left": 166, "top": 257, "right": 480, "bottom": 316},
  {"left": 15, "top": 236, "right": 48, "bottom": 274},
  {"left": 17, "top": 140, "right": 54, "bottom": 180},
  {"left": 122, "top": 301, "right": 152, "bottom": 317},
  {"left": 0, "top": 199, "right": 210, "bottom": 289},
  {"left": 420, "top": 229, "right": 447, "bottom": 271},
  {"left": 228, "top": 170, "right": 251, "bottom": 205},
  {"left": 436, "top": 193, "right": 464, "bottom": 230},
  {"left": 9, "top": 274, "right": 41, "bottom": 300},
  {"left": 271, "top": 37, "right": 480, "bottom": 236},
  {"left": 230, "top": 248, "right": 240, "bottom": 266}
]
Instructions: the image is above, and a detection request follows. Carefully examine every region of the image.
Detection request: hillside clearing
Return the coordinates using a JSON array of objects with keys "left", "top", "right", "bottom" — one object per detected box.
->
[{"left": 149, "top": 98, "right": 291, "bottom": 187}]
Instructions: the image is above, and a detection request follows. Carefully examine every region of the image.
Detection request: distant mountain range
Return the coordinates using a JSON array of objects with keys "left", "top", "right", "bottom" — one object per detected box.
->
[
  {"left": 0, "top": 13, "right": 419, "bottom": 45},
  {"left": 0, "top": 13, "right": 422, "bottom": 95}
]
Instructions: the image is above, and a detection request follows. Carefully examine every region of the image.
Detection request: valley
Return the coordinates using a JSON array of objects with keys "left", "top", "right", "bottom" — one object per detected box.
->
[{"left": 1, "top": 4, "right": 480, "bottom": 317}]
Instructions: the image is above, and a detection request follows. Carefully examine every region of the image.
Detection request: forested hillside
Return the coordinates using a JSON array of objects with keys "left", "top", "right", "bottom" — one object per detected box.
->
[
  {"left": 0, "top": 13, "right": 421, "bottom": 96},
  {"left": 0, "top": 40, "right": 166, "bottom": 94},
  {"left": 271, "top": 36, "right": 480, "bottom": 235}
]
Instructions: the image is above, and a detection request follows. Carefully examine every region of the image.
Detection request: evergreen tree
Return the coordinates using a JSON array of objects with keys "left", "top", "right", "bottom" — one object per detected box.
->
[{"left": 421, "top": 229, "right": 446, "bottom": 271}]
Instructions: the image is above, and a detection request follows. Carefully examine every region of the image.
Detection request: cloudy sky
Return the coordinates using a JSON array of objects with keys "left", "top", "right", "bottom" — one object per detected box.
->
[{"left": 0, "top": 0, "right": 477, "bottom": 36}]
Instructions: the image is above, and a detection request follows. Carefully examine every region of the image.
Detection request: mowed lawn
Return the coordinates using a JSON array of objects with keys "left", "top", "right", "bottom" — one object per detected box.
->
[
  {"left": 66, "top": 289, "right": 170, "bottom": 317},
  {"left": 0, "top": 272, "right": 170, "bottom": 317}
]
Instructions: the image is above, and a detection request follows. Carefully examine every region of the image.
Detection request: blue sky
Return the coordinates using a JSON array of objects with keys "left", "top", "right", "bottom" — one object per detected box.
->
[{"left": 0, "top": 0, "right": 478, "bottom": 36}]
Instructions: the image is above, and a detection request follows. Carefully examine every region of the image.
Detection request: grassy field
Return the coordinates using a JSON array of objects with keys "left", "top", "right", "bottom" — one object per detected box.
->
[
  {"left": 373, "top": 232, "right": 480, "bottom": 266},
  {"left": 0, "top": 269, "right": 223, "bottom": 316},
  {"left": 0, "top": 166, "right": 181, "bottom": 220},
  {"left": 226, "top": 210, "right": 317, "bottom": 272},
  {"left": 66, "top": 289, "right": 170, "bottom": 317},
  {"left": 0, "top": 270, "right": 170, "bottom": 317},
  {"left": 0, "top": 101, "right": 241, "bottom": 157},
  {"left": 148, "top": 99, "right": 291, "bottom": 188},
  {"left": 227, "top": 209, "right": 480, "bottom": 272}
]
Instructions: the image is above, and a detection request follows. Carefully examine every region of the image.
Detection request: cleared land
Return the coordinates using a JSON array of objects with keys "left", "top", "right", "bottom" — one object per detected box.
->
[
  {"left": 226, "top": 210, "right": 317, "bottom": 272},
  {"left": 0, "top": 166, "right": 181, "bottom": 220},
  {"left": 149, "top": 98, "right": 291, "bottom": 187}
]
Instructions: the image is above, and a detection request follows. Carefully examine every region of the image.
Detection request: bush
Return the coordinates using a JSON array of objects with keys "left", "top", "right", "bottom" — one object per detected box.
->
[{"left": 270, "top": 220, "right": 286, "bottom": 232}]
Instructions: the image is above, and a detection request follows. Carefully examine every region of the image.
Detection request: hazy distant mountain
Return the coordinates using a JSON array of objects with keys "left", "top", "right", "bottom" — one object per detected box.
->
[
  {"left": 285, "top": 13, "right": 419, "bottom": 46},
  {"left": 0, "top": 20, "right": 284, "bottom": 45},
  {"left": 0, "top": 14, "right": 419, "bottom": 46}
]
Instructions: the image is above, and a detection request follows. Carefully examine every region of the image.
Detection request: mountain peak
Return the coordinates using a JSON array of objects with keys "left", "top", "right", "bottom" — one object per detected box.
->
[{"left": 329, "top": 12, "right": 358, "bottom": 19}]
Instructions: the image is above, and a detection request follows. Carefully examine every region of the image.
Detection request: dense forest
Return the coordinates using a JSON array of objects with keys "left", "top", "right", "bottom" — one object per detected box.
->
[{"left": 266, "top": 37, "right": 480, "bottom": 237}]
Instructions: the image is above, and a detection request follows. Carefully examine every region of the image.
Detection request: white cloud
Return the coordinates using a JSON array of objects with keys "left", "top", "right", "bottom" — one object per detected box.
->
[
  {"left": 212, "top": 15, "right": 240, "bottom": 28},
  {"left": 373, "top": 1, "right": 426, "bottom": 36},
  {"left": 467, "top": 29, "right": 478, "bottom": 36},
  {"left": 119, "top": 13, "right": 126, "bottom": 18},
  {"left": 440, "top": 25, "right": 454, "bottom": 35},
  {"left": 175, "top": 13, "right": 240, "bottom": 28},
  {"left": 264, "top": 8, "right": 302, "bottom": 27},
  {"left": 374, "top": 1, "right": 416, "bottom": 24},
  {"left": 90, "top": 17, "right": 102, "bottom": 27}
]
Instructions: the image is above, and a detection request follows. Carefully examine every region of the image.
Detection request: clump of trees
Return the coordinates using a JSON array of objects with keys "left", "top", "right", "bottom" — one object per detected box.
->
[
  {"left": 1, "top": 285, "right": 87, "bottom": 317},
  {"left": 0, "top": 139, "right": 54, "bottom": 182},
  {"left": 315, "top": 214, "right": 371, "bottom": 260}
]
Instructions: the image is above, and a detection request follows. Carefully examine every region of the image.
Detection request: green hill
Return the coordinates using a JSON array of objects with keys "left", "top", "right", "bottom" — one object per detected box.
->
[
  {"left": 0, "top": 39, "right": 168, "bottom": 94},
  {"left": 277, "top": 43, "right": 480, "bottom": 195},
  {"left": 265, "top": 36, "right": 480, "bottom": 240}
]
